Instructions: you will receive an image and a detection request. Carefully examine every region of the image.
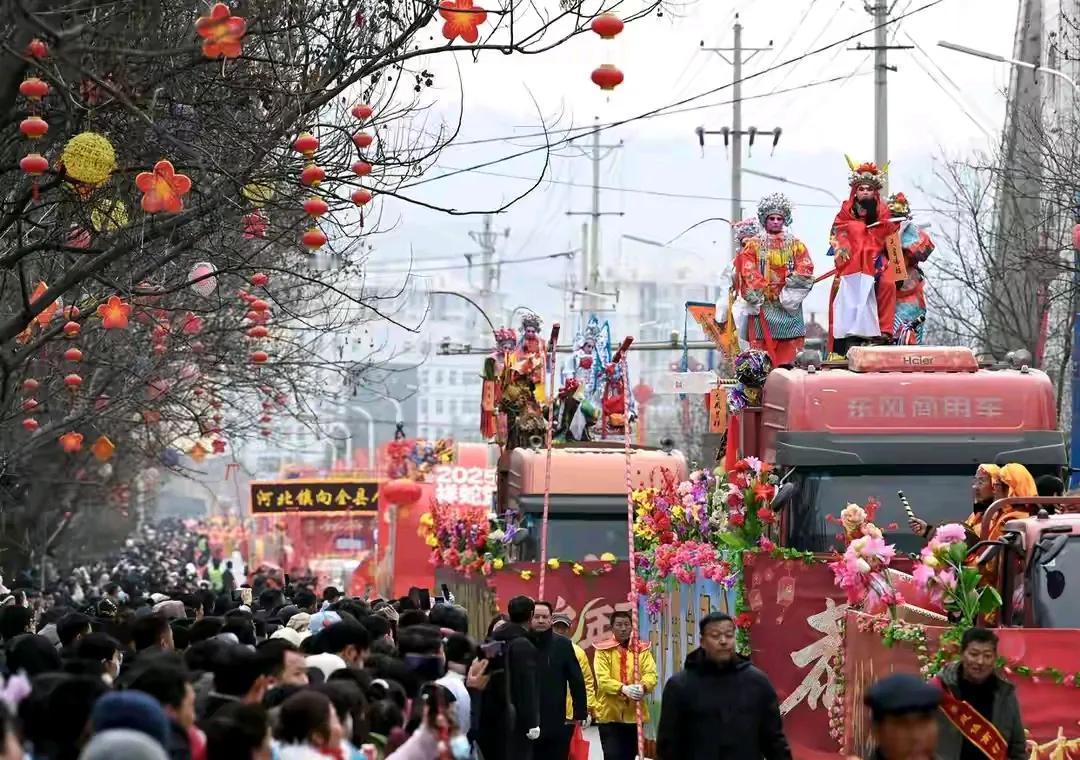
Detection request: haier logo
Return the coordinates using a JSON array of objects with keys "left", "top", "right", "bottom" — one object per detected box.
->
[{"left": 903, "top": 355, "right": 934, "bottom": 366}]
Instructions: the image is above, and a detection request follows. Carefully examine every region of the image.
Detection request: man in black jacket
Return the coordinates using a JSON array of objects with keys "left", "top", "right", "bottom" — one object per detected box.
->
[
  {"left": 477, "top": 595, "right": 540, "bottom": 760},
  {"left": 530, "top": 600, "right": 588, "bottom": 760},
  {"left": 656, "top": 612, "right": 791, "bottom": 760}
]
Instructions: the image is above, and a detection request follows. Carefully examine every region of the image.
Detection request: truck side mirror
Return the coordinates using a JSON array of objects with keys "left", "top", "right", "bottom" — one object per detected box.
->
[{"left": 772, "top": 482, "right": 797, "bottom": 511}]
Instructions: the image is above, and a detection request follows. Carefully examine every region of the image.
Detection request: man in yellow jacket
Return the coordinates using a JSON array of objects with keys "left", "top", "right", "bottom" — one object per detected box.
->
[
  {"left": 553, "top": 613, "right": 596, "bottom": 721},
  {"left": 592, "top": 610, "right": 658, "bottom": 760}
]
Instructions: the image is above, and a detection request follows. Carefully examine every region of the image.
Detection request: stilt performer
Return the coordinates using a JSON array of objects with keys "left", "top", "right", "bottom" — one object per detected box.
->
[
  {"left": 828, "top": 157, "right": 900, "bottom": 355},
  {"left": 733, "top": 193, "right": 814, "bottom": 367}
]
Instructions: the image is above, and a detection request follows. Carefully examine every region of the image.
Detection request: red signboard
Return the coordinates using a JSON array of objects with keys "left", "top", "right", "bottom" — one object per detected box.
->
[
  {"left": 743, "top": 555, "right": 849, "bottom": 759},
  {"left": 843, "top": 611, "right": 1080, "bottom": 760}
]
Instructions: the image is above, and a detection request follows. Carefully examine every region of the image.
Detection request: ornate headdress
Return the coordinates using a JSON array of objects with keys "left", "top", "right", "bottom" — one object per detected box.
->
[
  {"left": 887, "top": 192, "right": 910, "bottom": 217},
  {"left": 845, "top": 155, "right": 888, "bottom": 189},
  {"left": 756, "top": 193, "right": 793, "bottom": 226},
  {"left": 732, "top": 217, "right": 761, "bottom": 244},
  {"left": 494, "top": 327, "right": 517, "bottom": 343},
  {"left": 519, "top": 311, "right": 542, "bottom": 332}
]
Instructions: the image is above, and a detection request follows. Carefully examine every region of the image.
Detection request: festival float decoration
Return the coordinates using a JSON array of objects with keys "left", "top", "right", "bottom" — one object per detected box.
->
[
  {"left": 439, "top": 0, "right": 487, "bottom": 44},
  {"left": 195, "top": 3, "right": 247, "bottom": 59},
  {"left": 136, "top": 160, "right": 192, "bottom": 213}
]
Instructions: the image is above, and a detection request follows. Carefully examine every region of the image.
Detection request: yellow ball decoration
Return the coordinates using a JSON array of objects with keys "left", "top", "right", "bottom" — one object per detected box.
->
[
  {"left": 61, "top": 132, "right": 116, "bottom": 187},
  {"left": 90, "top": 199, "right": 129, "bottom": 232},
  {"left": 242, "top": 183, "right": 274, "bottom": 207}
]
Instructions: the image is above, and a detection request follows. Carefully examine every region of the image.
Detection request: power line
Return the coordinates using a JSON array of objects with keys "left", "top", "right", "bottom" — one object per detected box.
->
[
  {"left": 362, "top": 250, "right": 575, "bottom": 275},
  {"left": 902, "top": 31, "right": 997, "bottom": 140},
  {"left": 403, "top": 0, "right": 946, "bottom": 190}
]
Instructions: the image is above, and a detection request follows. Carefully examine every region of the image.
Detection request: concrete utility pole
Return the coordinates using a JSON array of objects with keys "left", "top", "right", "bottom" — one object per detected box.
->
[
  {"left": 849, "top": 2, "right": 912, "bottom": 187},
  {"left": 697, "top": 14, "right": 779, "bottom": 253},
  {"left": 467, "top": 214, "right": 508, "bottom": 333},
  {"left": 566, "top": 117, "right": 623, "bottom": 294}
]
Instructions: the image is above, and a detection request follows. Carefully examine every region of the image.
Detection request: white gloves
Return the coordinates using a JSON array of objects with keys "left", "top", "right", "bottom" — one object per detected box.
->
[
  {"left": 526, "top": 727, "right": 540, "bottom": 740},
  {"left": 620, "top": 684, "right": 644, "bottom": 701}
]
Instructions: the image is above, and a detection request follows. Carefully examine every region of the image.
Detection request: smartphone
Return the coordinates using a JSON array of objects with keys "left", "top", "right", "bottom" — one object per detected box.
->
[
  {"left": 480, "top": 640, "right": 505, "bottom": 659},
  {"left": 440, "top": 583, "right": 451, "bottom": 603},
  {"left": 418, "top": 588, "right": 431, "bottom": 611}
]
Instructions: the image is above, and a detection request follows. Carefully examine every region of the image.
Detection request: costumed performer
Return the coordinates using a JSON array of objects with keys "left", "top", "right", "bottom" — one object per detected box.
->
[
  {"left": 733, "top": 193, "right": 813, "bottom": 366},
  {"left": 724, "top": 217, "right": 762, "bottom": 353},
  {"left": 828, "top": 158, "right": 900, "bottom": 354},
  {"left": 888, "top": 192, "right": 935, "bottom": 345}
]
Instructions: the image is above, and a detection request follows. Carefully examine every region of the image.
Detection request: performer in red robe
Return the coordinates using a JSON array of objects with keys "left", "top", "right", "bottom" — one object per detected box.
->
[{"left": 828, "top": 158, "right": 900, "bottom": 355}]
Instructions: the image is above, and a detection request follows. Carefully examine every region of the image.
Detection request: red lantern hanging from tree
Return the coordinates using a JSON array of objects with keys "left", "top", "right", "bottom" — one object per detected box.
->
[
  {"left": 22, "top": 418, "right": 39, "bottom": 432},
  {"left": 303, "top": 197, "right": 329, "bottom": 218},
  {"left": 352, "top": 132, "right": 374, "bottom": 149},
  {"left": 302, "top": 228, "right": 327, "bottom": 251},
  {"left": 591, "top": 64, "right": 624, "bottom": 91},
  {"left": 64, "top": 347, "right": 83, "bottom": 362},
  {"left": 20, "top": 153, "right": 48, "bottom": 176},
  {"left": 351, "top": 161, "right": 372, "bottom": 176},
  {"left": 19, "top": 78, "right": 49, "bottom": 101},
  {"left": 27, "top": 39, "right": 48, "bottom": 59},
  {"left": 300, "top": 165, "right": 326, "bottom": 187},
  {"left": 19, "top": 116, "right": 48, "bottom": 139},
  {"left": 294, "top": 132, "right": 319, "bottom": 157},
  {"left": 591, "top": 13, "right": 624, "bottom": 39},
  {"left": 64, "top": 373, "right": 83, "bottom": 390},
  {"left": 351, "top": 189, "right": 372, "bottom": 206},
  {"left": 250, "top": 272, "right": 269, "bottom": 287},
  {"left": 352, "top": 103, "right": 373, "bottom": 121}
]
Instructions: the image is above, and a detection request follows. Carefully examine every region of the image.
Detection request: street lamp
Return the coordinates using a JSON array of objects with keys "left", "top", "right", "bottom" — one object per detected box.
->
[
  {"left": 741, "top": 168, "right": 843, "bottom": 204},
  {"left": 939, "top": 39, "right": 1080, "bottom": 487}
]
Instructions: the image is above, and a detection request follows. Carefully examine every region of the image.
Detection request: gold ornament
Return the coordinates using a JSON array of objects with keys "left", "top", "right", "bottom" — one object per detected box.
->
[
  {"left": 242, "top": 182, "right": 274, "bottom": 207},
  {"left": 61, "top": 132, "right": 116, "bottom": 187},
  {"left": 90, "top": 199, "right": 129, "bottom": 232}
]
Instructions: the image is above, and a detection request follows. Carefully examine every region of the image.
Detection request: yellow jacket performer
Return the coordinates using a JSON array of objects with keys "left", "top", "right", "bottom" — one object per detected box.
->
[{"left": 592, "top": 611, "right": 658, "bottom": 760}]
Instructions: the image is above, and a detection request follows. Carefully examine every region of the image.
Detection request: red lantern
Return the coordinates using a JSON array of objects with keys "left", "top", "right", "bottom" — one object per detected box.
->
[
  {"left": 63, "top": 320, "right": 81, "bottom": 337},
  {"left": 260, "top": 414, "right": 273, "bottom": 423},
  {"left": 22, "top": 379, "right": 39, "bottom": 393},
  {"left": 194, "top": 387, "right": 205, "bottom": 397},
  {"left": 21, "top": 418, "right": 39, "bottom": 432},
  {"left": 591, "top": 14, "right": 624, "bottom": 39},
  {"left": 382, "top": 477, "right": 423, "bottom": 505},
  {"left": 352, "top": 132, "right": 374, "bottom": 149},
  {"left": 351, "top": 189, "right": 372, "bottom": 206},
  {"left": 352, "top": 103, "right": 373, "bottom": 120},
  {"left": 19, "top": 116, "right": 48, "bottom": 139},
  {"left": 351, "top": 161, "right": 372, "bottom": 176},
  {"left": 302, "top": 228, "right": 327, "bottom": 250},
  {"left": 303, "top": 196, "right": 328, "bottom": 218},
  {"left": 293, "top": 132, "right": 319, "bottom": 157},
  {"left": 251, "top": 350, "right": 269, "bottom": 364},
  {"left": 250, "top": 272, "right": 269, "bottom": 286},
  {"left": 250, "top": 298, "right": 269, "bottom": 312},
  {"left": 22, "top": 398, "right": 38, "bottom": 412},
  {"left": 27, "top": 39, "right": 48, "bottom": 59},
  {"left": 64, "top": 373, "right": 83, "bottom": 389},
  {"left": 20, "top": 153, "right": 49, "bottom": 176},
  {"left": 261, "top": 429, "right": 272, "bottom": 437},
  {"left": 247, "top": 325, "right": 269, "bottom": 339},
  {"left": 300, "top": 164, "right": 326, "bottom": 187},
  {"left": 19, "top": 77, "right": 49, "bottom": 101},
  {"left": 591, "top": 64, "right": 624, "bottom": 91},
  {"left": 64, "top": 347, "right": 83, "bottom": 362},
  {"left": 632, "top": 383, "right": 654, "bottom": 406}
]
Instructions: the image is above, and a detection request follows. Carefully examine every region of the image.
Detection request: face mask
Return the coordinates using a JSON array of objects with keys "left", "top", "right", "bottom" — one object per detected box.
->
[{"left": 449, "top": 734, "right": 471, "bottom": 760}]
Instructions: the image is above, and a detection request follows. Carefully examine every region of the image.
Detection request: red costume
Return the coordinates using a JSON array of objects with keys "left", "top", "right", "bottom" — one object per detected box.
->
[{"left": 828, "top": 159, "right": 900, "bottom": 353}]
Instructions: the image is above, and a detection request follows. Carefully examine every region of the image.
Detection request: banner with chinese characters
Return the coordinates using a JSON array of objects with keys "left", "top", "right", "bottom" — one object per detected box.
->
[
  {"left": 431, "top": 465, "right": 496, "bottom": 509},
  {"left": 743, "top": 555, "right": 848, "bottom": 758},
  {"left": 843, "top": 611, "right": 1080, "bottom": 760},
  {"left": 250, "top": 480, "right": 379, "bottom": 514}
]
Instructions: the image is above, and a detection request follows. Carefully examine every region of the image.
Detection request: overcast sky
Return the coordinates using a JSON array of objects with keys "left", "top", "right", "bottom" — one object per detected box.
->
[{"left": 362, "top": 0, "right": 1019, "bottom": 333}]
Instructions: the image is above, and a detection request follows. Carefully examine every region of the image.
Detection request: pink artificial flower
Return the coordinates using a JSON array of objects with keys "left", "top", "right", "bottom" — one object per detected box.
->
[
  {"left": 912, "top": 562, "right": 935, "bottom": 587},
  {"left": 743, "top": 456, "right": 763, "bottom": 473},
  {"left": 931, "top": 523, "right": 967, "bottom": 545},
  {"left": 758, "top": 536, "right": 775, "bottom": 552},
  {"left": 729, "top": 512, "right": 746, "bottom": 527}
]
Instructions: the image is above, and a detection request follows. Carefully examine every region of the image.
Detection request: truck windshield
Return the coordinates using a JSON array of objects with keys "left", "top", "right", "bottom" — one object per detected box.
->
[
  {"left": 520, "top": 516, "right": 629, "bottom": 561},
  {"left": 1031, "top": 536, "right": 1080, "bottom": 628},
  {"left": 785, "top": 465, "right": 976, "bottom": 556}
]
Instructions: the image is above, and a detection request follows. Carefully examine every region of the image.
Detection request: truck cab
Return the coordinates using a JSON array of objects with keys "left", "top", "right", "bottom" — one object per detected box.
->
[
  {"left": 733, "top": 346, "right": 1065, "bottom": 556},
  {"left": 976, "top": 500, "right": 1080, "bottom": 628},
  {"left": 500, "top": 442, "right": 689, "bottom": 561}
]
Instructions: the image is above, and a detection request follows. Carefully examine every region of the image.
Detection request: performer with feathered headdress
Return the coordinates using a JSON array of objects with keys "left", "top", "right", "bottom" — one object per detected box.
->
[
  {"left": 828, "top": 158, "right": 901, "bottom": 354},
  {"left": 887, "top": 192, "right": 935, "bottom": 345},
  {"left": 732, "top": 192, "right": 814, "bottom": 366}
]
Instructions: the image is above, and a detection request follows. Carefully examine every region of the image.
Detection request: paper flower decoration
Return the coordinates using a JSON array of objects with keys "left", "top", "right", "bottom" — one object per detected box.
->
[
  {"left": 136, "top": 160, "right": 192, "bottom": 214},
  {"left": 59, "top": 431, "right": 84, "bottom": 454},
  {"left": 97, "top": 295, "right": 131, "bottom": 329},
  {"left": 195, "top": 3, "right": 247, "bottom": 59},
  {"left": 212, "top": 439, "right": 227, "bottom": 454},
  {"left": 439, "top": 0, "right": 487, "bottom": 43}
]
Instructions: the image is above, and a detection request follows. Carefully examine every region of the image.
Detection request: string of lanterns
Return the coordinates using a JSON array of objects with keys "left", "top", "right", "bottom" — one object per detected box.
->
[
  {"left": 590, "top": 13, "right": 625, "bottom": 92},
  {"left": 18, "top": 39, "right": 51, "bottom": 198}
]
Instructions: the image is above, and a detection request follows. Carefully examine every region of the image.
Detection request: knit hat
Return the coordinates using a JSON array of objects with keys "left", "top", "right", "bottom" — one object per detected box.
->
[
  {"left": 90, "top": 691, "right": 171, "bottom": 747},
  {"left": 78, "top": 729, "right": 169, "bottom": 760}
]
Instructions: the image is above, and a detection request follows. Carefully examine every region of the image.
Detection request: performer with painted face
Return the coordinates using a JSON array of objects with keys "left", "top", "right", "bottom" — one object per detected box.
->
[
  {"left": 828, "top": 158, "right": 900, "bottom": 354},
  {"left": 733, "top": 193, "right": 814, "bottom": 367},
  {"left": 887, "top": 192, "right": 935, "bottom": 345}
]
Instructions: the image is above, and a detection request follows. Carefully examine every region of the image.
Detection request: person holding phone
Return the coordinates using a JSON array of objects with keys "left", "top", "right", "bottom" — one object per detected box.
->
[{"left": 477, "top": 596, "right": 540, "bottom": 760}]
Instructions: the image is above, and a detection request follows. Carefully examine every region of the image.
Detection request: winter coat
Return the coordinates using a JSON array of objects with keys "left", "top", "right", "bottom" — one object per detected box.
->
[
  {"left": 935, "top": 662, "right": 1025, "bottom": 760},
  {"left": 565, "top": 642, "right": 595, "bottom": 721},
  {"left": 655, "top": 648, "right": 791, "bottom": 760},
  {"left": 532, "top": 629, "right": 588, "bottom": 730},
  {"left": 592, "top": 639, "right": 658, "bottom": 724},
  {"left": 475, "top": 622, "right": 539, "bottom": 760}
]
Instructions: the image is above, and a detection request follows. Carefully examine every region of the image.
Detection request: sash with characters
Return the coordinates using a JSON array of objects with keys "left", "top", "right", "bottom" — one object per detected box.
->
[{"left": 932, "top": 677, "right": 1008, "bottom": 760}]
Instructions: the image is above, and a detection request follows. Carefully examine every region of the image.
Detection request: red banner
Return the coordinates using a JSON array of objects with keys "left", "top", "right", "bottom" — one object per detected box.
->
[
  {"left": 843, "top": 611, "right": 1080, "bottom": 760},
  {"left": 743, "top": 555, "right": 849, "bottom": 759}
]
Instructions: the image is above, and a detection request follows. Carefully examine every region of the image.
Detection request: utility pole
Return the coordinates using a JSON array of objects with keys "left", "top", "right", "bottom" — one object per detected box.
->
[
  {"left": 467, "top": 214, "right": 508, "bottom": 332},
  {"left": 696, "top": 14, "right": 779, "bottom": 255},
  {"left": 849, "top": 2, "right": 913, "bottom": 186},
  {"left": 566, "top": 117, "right": 623, "bottom": 295}
]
